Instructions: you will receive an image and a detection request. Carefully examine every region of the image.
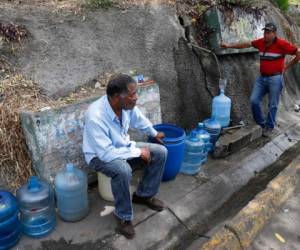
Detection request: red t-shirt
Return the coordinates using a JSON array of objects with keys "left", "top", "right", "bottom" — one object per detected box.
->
[{"left": 251, "top": 37, "right": 298, "bottom": 75}]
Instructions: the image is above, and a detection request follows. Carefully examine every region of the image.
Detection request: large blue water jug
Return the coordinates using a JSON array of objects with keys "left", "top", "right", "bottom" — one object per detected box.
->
[
  {"left": 180, "top": 131, "right": 205, "bottom": 175},
  {"left": 203, "top": 118, "right": 222, "bottom": 151},
  {"left": 150, "top": 124, "right": 186, "bottom": 182},
  {"left": 17, "top": 176, "right": 56, "bottom": 238},
  {"left": 193, "top": 122, "right": 212, "bottom": 156},
  {"left": 55, "top": 163, "right": 89, "bottom": 222},
  {"left": 0, "top": 191, "right": 21, "bottom": 250},
  {"left": 212, "top": 89, "right": 231, "bottom": 128}
]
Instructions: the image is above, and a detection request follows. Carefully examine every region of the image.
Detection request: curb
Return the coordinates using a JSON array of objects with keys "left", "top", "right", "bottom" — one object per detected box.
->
[
  {"left": 201, "top": 155, "right": 300, "bottom": 250},
  {"left": 104, "top": 124, "right": 300, "bottom": 250}
]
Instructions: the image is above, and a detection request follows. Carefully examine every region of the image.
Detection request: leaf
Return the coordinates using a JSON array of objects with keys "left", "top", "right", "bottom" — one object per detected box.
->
[{"left": 275, "top": 233, "right": 286, "bottom": 243}]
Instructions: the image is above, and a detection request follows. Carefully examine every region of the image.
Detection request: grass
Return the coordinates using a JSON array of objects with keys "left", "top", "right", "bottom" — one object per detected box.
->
[{"left": 84, "top": 0, "right": 114, "bottom": 9}]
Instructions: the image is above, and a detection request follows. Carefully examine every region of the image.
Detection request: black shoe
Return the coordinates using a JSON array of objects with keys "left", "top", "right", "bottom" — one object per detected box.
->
[
  {"left": 114, "top": 215, "right": 135, "bottom": 239},
  {"left": 132, "top": 193, "right": 165, "bottom": 212}
]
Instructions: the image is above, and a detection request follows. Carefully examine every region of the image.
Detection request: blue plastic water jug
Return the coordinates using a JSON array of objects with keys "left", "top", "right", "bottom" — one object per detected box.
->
[
  {"left": 180, "top": 131, "right": 205, "bottom": 175},
  {"left": 212, "top": 89, "right": 231, "bottom": 128},
  {"left": 193, "top": 122, "right": 212, "bottom": 156},
  {"left": 203, "top": 118, "right": 222, "bottom": 151},
  {"left": 17, "top": 176, "right": 56, "bottom": 238},
  {"left": 0, "top": 191, "right": 21, "bottom": 250},
  {"left": 55, "top": 163, "right": 89, "bottom": 222}
]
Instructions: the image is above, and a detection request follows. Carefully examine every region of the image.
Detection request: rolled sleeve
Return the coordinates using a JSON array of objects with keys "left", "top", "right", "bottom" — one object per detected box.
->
[
  {"left": 147, "top": 126, "right": 158, "bottom": 137},
  {"left": 130, "top": 107, "right": 157, "bottom": 137}
]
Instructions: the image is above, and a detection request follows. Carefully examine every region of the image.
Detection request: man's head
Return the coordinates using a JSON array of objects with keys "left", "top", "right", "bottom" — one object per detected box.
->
[
  {"left": 106, "top": 74, "right": 138, "bottom": 110},
  {"left": 262, "top": 22, "right": 277, "bottom": 43}
]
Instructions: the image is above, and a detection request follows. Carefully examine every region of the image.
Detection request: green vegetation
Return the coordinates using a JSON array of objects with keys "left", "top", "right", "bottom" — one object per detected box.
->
[
  {"left": 273, "top": 0, "right": 289, "bottom": 10},
  {"left": 84, "top": 0, "right": 114, "bottom": 9}
]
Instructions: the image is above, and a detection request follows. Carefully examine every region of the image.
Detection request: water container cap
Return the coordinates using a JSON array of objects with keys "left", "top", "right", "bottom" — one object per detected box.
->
[
  {"left": 28, "top": 176, "right": 41, "bottom": 192},
  {"left": 197, "top": 122, "right": 204, "bottom": 129},
  {"left": 66, "top": 163, "right": 74, "bottom": 173},
  {"left": 191, "top": 131, "right": 198, "bottom": 138},
  {"left": 189, "top": 131, "right": 200, "bottom": 142}
]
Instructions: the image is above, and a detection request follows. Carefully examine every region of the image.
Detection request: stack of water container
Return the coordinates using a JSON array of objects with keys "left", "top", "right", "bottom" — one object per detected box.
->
[
  {"left": 180, "top": 79, "right": 232, "bottom": 175},
  {"left": 180, "top": 123, "right": 211, "bottom": 175},
  {"left": 0, "top": 163, "right": 89, "bottom": 248},
  {"left": 180, "top": 131, "right": 205, "bottom": 175}
]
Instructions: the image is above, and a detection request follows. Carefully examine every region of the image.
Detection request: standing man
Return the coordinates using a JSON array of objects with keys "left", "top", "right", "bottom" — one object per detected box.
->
[
  {"left": 83, "top": 74, "right": 167, "bottom": 239},
  {"left": 221, "top": 22, "right": 300, "bottom": 136}
]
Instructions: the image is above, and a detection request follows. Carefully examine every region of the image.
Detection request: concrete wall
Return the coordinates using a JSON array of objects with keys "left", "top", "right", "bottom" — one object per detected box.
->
[
  {"left": 1, "top": 2, "right": 300, "bottom": 133},
  {"left": 20, "top": 82, "right": 161, "bottom": 183}
]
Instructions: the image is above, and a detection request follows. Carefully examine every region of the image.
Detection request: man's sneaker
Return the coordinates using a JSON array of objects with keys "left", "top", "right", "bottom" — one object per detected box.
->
[
  {"left": 132, "top": 193, "right": 165, "bottom": 211},
  {"left": 114, "top": 215, "right": 135, "bottom": 239},
  {"left": 262, "top": 128, "right": 274, "bottom": 138}
]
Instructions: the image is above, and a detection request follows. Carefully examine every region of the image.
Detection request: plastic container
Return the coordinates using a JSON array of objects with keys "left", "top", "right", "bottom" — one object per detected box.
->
[
  {"left": 17, "top": 176, "right": 56, "bottom": 238},
  {"left": 212, "top": 89, "right": 231, "bottom": 128},
  {"left": 180, "top": 131, "right": 205, "bottom": 175},
  {"left": 203, "top": 118, "right": 222, "bottom": 151},
  {"left": 55, "top": 163, "right": 89, "bottom": 222},
  {"left": 97, "top": 172, "right": 141, "bottom": 202},
  {"left": 193, "top": 122, "right": 212, "bottom": 157},
  {"left": 0, "top": 191, "right": 21, "bottom": 250},
  {"left": 149, "top": 124, "right": 186, "bottom": 181}
]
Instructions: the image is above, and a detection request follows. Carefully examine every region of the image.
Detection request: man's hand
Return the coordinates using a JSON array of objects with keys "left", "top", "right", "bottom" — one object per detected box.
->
[
  {"left": 284, "top": 49, "right": 300, "bottom": 74},
  {"left": 155, "top": 132, "right": 165, "bottom": 145},
  {"left": 140, "top": 147, "right": 151, "bottom": 165},
  {"left": 220, "top": 42, "right": 229, "bottom": 49}
]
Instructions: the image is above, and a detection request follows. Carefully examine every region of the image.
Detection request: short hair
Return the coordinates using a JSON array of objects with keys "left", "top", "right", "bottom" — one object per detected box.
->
[{"left": 106, "top": 74, "right": 136, "bottom": 97}]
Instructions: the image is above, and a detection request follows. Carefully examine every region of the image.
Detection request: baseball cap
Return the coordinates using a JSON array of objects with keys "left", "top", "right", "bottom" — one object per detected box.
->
[{"left": 262, "top": 22, "right": 277, "bottom": 32}]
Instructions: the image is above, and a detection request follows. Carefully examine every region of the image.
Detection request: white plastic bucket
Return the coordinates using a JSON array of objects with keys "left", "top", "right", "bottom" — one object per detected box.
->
[{"left": 97, "top": 171, "right": 142, "bottom": 202}]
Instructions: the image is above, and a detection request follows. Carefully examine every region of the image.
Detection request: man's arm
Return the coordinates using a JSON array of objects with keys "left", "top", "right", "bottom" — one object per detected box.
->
[
  {"left": 284, "top": 48, "right": 300, "bottom": 73},
  {"left": 130, "top": 107, "right": 158, "bottom": 137},
  {"left": 220, "top": 41, "right": 252, "bottom": 49},
  {"left": 130, "top": 107, "right": 165, "bottom": 143},
  {"left": 85, "top": 120, "right": 141, "bottom": 163}
]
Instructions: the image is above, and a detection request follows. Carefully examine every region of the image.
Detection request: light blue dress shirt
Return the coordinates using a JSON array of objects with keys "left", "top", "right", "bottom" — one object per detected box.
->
[{"left": 83, "top": 95, "right": 158, "bottom": 164}]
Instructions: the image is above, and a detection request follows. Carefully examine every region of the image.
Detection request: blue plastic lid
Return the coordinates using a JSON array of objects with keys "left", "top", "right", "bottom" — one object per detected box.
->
[
  {"left": 197, "top": 122, "right": 204, "bottom": 129},
  {"left": 66, "top": 163, "right": 74, "bottom": 173},
  {"left": 0, "top": 190, "right": 18, "bottom": 220},
  {"left": 190, "top": 131, "right": 198, "bottom": 139},
  {"left": 28, "top": 176, "right": 42, "bottom": 192}
]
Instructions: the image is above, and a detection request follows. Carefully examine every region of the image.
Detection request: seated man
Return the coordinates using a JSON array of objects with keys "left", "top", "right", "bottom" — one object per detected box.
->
[{"left": 83, "top": 74, "right": 167, "bottom": 239}]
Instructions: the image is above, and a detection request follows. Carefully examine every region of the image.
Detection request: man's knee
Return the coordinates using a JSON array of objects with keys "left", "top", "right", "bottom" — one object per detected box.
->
[
  {"left": 250, "top": 96, "right": 260, "bottom": 107},
  {"left": 111, "top": 160, "right": 132, "bottom": 180},
  {"left": 151, "top": 144, "right": 168, "bottom": 162}
]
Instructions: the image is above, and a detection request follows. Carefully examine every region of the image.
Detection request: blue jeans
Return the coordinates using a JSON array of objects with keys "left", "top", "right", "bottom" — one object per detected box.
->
[
  {"left": 89, "top": 142, "right": 167, "bottom": 221},
  {"left": 250, "top": 75, "right": 284, "bottom": 129}
]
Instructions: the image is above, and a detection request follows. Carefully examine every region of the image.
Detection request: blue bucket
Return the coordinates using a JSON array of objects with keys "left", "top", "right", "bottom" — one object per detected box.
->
[{"left": 150, "top": 124, "right": 186, "bottom": 182}]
